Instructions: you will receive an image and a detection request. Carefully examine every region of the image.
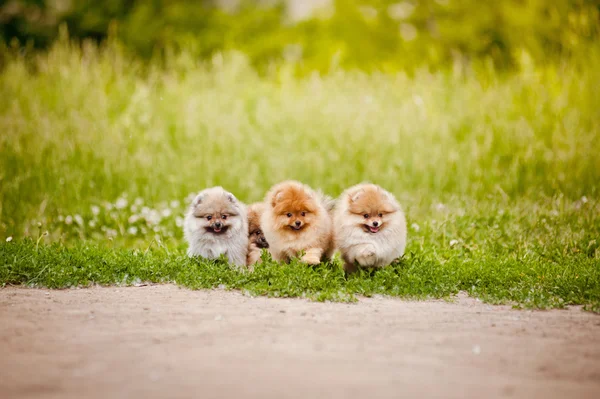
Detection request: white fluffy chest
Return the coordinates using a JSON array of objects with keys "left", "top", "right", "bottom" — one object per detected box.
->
[
  {"left": 187, "top": 231, "right": 233, "bottom": 258},
  {"left": 201, "top": 240, "right": 228, "bottom": 258}
]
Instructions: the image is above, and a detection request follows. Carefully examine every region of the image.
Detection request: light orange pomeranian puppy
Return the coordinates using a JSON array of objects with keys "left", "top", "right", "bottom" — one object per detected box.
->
[
  {"left": 261, "top": 181, "right": 334, "bottom": 264},
  {"left": 246, "top": 202, "right": 269, "bottom": 266},
  {"left": 333, "top": 183, "right": 407, "bottom": 273}
]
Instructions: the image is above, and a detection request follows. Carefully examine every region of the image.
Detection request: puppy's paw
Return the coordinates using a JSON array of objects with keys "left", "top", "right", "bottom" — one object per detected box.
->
[
  {"left": 301, "top": 253, "right": 321, "bottom": 265},
  {"left": 246, "top": 247, "right": 262, "bottom": 266},
  {"left": 356, "top": 245, "right": 377, "bottom": 266}
]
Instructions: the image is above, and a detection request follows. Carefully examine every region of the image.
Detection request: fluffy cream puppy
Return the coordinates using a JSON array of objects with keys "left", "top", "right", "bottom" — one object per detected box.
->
[
  {"left": 333, "top": 183, "right": 407, "bottom": 273},
  {"left": 183, "top": 186, "right": 248, "bottom": 268},
  {"left": 261, "top": 180, "right": 334, "bottom": 264}
]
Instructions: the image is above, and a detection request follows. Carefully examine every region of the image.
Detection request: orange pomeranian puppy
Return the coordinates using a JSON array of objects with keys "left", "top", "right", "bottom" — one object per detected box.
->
[
  {"left": 246, "top": 202, "right": 269, "bottom": 266},
  {"left": 333, "top": 183, "right": 407, "bottom": 273},
  {"left": 261, "top": 181, "right": 334, "bottom": 264}
]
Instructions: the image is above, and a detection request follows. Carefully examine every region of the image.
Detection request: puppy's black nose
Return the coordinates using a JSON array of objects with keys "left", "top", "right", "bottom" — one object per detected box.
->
[
  {"left": 215, "top": 222, "right": 222, "bottom": 228},
  {"left": 372, "top": 221, "right": 379, "bottom": 227},
  {"left": 260, "top": 237, "right": 267, "bottom": 243},
  {"left": 295, "top": 221, "right": 301, "bottom": 227}
]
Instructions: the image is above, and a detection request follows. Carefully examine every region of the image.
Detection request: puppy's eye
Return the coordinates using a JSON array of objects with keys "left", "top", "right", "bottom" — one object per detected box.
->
[
  {"left": 363, "top": 214, "right": 369, "bottom": 219},
  {"left": 378, "top": 213, "right": 383, "bottom": 217},
  {"left": 301, "top": 212, "right": 306, "bottom": 217},
  {"left": 206, "top": 216, "right": 212, "bottom": 221},
  {"left": 221, "top": 215, "right": 227, "bottom": 220},
  {"left": 286, "top": 213, "right": 292, "bottom": 218},
  {"left": 256, "top": 230, "right": 261, "bottom": 235}
]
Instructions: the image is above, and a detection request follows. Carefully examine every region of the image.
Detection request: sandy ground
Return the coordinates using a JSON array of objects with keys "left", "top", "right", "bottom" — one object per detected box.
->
[{"left": 1, "top": 285, "right": 599, "bottom": 399}]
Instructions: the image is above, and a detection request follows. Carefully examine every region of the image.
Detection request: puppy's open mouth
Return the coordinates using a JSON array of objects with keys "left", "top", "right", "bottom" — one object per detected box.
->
[
  {"left": 365, "top": 225, "right": 380, "bottom": 233},
  {"left": 256, "top": 241, "right": 269, "bottom": 249},
  {"left": 206, "top": 226, "right": 229, "bottom": 234},
  {"left": 289, "top": 225, "right": 303, "bottom": 231}
]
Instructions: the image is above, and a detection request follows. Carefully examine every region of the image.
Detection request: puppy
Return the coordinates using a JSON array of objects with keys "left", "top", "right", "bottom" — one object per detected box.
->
[
  {"left": 333, "top": 183, "right": 407, "bottom": 273},
  {"left": 261, "top": 180, "right": 334, "bottom": 265},
  {"left": 246, "top": 202, "right": 269, "bottom": 266},
  {"left": 183, "top": 186, "right": 248, "bottom": 268}
]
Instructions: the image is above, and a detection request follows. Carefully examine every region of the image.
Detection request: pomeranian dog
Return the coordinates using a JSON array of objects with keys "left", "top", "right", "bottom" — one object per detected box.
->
[
  {"left": 333, "top": 183, "right": 407, "bottom": 273},
  {"left": 261, "top": 181, "right": 334, "bottom": 265},
  {"left": 246, "top": 202, "right": 269, "bottom": 266},
  {"left": 183, "top": 186, "right": 248, "bottom": 268}
]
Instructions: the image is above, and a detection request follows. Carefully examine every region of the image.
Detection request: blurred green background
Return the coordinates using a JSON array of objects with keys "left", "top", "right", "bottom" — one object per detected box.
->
[{"left": 2, "top": 0, "right": 599, "bottom": 72}]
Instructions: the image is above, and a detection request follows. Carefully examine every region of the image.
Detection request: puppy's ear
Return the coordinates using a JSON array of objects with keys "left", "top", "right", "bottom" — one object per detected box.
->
[
  {"left": 226, "top": 192, "right": 237, "bottom": 203},
  {"left": 349, "top": 189, "right": 364, "bottom": 203},
  {"left": 380, "top": 189, "right": 400, "bottom": 212},
  {"left": 304, "top": 187, "right": 314, "bottom": 199},
  {"left": 191, "top": 193, "right": 204, "bottom": 207},
  {"left": 271, "top": 191, "right": 283, "bottom": 207}
]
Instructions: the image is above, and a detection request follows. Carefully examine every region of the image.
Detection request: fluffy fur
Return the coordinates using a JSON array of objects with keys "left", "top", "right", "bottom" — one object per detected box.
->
[
  {"left": 183, "top": 186, "right": 248, "bottom": 268},
  {"left": 246, "top": 202, "right": 269, "bottom": 266},
  {"left": 333, "top": 183, "right": 407, "bottom": 273},
  {"left": 261, "top": 181, "right": 334, "bottom": 264}
]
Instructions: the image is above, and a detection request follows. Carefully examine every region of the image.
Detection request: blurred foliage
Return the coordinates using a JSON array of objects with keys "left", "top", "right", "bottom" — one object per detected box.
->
[{"left": 1, "top": 0, "right": 599, "bottom": 72}]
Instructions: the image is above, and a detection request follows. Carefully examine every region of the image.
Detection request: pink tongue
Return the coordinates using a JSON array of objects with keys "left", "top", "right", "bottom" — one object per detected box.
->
[{"left": 369, "top": 226, "right": 379, "bottom": 232}]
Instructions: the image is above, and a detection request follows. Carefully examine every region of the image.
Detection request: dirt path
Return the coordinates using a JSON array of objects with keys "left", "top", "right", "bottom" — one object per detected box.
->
[{"left": 1, "top": 285, "right": 599, "bottom": 399}]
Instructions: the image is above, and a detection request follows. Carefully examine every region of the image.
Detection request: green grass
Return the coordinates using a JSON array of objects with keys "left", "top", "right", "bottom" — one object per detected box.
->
[
  {"left": 2, "top": 225, "right": 599, "bottom": 310},
  {"left": 0, "top": 39, "right": 599, "bottom": 310}
]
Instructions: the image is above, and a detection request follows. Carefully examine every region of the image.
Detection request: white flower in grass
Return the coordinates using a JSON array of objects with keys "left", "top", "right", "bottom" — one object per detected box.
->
[
  {"left": 175, "top": 216, "right": 184, "bottom": 228},
  {"left": 146, "top": 210, "right": 161, "bottom": 225},
  {"left": 127, "top": 226, "right": 138, "bottom": 235},
  {"left": 411, "top": 223, "right": 420, "bottom": 232},
  {"left": 435, "top": 203, "right": 446, "bottom": 212},
  {"left": 141, "top": 206, "right": 150, "bottom": 215},
  {"left": 581, "top": 196, "right": 588, "bottom": 204},
  {"left": 115, "top": 197, "right": 128, "bottom": 210},
  {"left": 170, "top": 200, "right": 180, "bottom": 209},
  {"left": 130, "top": 205, "right": 138, "bottom": 213},
  {"left": 449, "top": 239, "right": 459, "bottom": 247},
  {"left": 135, "top": 197, "right": 144, "bottom": 206},
  {"left": 6, "top": 236, "right": 12, "bottom": 242},
  {"left": 58, "top": 215, "right": 64, "bottom": 222},
  {"left": 400, "top": 23, "right": 418, "bottom": 41},
  {"left": 65, "top": 215, "right": 73, "bottom": 225},
  {"left": 128, "top": 215, "right": 139, "bottom": 224},
  {"left": 161, "top": 208, "right": 172, "bottom": 218},
  {"left": 388, "top": 2, "right": 415, "bottom": 20},
  {"left": 74, "top": 214, "right": 84, "bottom": 226},
  {"left": 88, "top": 220, "right": 97, "bottom": 228},
  {"left": 91, "top": 205, "right": 100, "bottom": 216},
  {"left": 105, "top": 202, "right": 113, "bottom": 211},
  {"left": 106, "top": 228, "right": 117, "bottom": 238}
]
